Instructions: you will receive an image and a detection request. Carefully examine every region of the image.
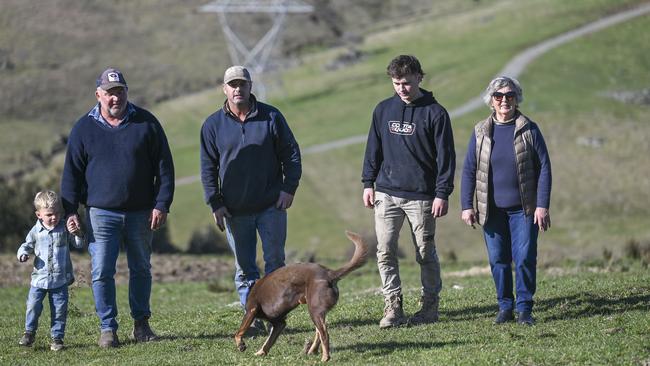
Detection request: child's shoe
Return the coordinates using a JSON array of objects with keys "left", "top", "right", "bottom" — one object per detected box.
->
[
  {"left": 50, "top": 338, "right": 64, "bottom": 351},
  {"left": 18, "top": 331, "right": 35, "bottom": 347}
]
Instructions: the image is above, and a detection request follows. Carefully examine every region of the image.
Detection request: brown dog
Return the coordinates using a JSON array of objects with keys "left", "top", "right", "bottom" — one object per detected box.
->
[{"left": 234, "top": 231, "right": 369, "bottom": 362}]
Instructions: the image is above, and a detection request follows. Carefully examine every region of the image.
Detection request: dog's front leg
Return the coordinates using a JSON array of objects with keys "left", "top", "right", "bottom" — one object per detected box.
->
[
  {"left": 255, "top": 320, "right": 286, "bottom": 356},
  {"left": 235, "top": 309, "right": 258, "bottom": 352}
]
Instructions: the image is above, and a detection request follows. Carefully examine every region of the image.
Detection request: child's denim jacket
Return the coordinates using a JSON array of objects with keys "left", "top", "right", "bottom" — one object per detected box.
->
[{"left": 17, "top": 220, "right": 84, "bottom": 289}]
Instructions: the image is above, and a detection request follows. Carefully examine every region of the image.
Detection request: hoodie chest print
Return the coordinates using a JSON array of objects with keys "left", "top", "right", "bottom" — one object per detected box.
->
[{"left": 388, "top": 120, "right": 416, "bottom": 136}]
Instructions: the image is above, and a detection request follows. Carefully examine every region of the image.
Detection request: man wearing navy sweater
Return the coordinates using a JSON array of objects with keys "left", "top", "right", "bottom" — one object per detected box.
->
[
  {"left": 200, "top": 66, "right": 301, "bottom": 327},
  {"left": 362, "top": 55, "right": 455, "bottom": 328},
  {"left": 61, "top": 68, "right": 174, "bottom": 348}
]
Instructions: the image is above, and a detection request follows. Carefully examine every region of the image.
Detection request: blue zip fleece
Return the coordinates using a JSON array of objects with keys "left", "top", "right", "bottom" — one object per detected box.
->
[
  {"left": 200, "top": 98, "right": 301, "bottom": 215},
  {"left": 362, "top": 90, "right": 456, "bottom": 200},
  {"left": 61, "top": 104, "right": 175, "bottom": 214}
]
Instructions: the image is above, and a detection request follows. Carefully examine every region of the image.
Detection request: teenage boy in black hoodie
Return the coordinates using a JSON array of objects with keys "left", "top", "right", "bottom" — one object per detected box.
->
[{"left": 362, "top": 55, "right": 455, "bottom": 328}]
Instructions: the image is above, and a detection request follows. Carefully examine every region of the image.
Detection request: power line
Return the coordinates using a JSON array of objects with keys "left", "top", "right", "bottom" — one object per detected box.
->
[{"left": 200, "top": 0, "right": 313, "bottom": 100}]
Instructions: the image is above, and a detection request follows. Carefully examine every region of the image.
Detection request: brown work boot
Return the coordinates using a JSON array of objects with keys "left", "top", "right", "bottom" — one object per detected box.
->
[
  {"left": 98, "top": 329, "right": 119, "bottom": 348},
  {"left": 409, "top": 296, "right": 439, "bottom": 326},
  {"left": 379, "top": 294, "right": 407, "bottom": 328},
  {"left": 132, "top": 317, "right": 158, "bottom": 342}
]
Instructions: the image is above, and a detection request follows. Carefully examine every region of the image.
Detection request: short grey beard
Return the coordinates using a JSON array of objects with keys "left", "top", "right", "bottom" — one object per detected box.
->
[{"left": 108, "top": 105, "right": 126, "bottom": 119}]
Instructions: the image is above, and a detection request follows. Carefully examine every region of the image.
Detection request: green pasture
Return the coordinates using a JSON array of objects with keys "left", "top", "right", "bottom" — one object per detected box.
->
[
  {"left": 3, "top": 1, "right": 650, "bottom": 364},
  {"left": 153, "top": 0, "right": 650, "bottom": 261},
  {"left": 1, "top": 262, "right": 648, "bottom": 365}
]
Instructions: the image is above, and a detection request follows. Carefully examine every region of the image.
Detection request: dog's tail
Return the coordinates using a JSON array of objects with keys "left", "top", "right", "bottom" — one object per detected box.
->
[{"left": 328, "top": 231, "right": 369, "bottom": 281}]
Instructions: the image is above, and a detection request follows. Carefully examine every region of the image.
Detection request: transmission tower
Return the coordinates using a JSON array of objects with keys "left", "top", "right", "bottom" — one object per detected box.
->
[{"left": 200, "top": 0, "right": 313, "bottom": 100}]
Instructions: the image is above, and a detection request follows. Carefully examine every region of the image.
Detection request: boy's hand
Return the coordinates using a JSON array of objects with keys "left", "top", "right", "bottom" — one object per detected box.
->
[
  {"left": 66, "top": 214, "right": 81, "bottom": 233},
  {"left": 432, "top": 198, "right": 449, "bottom": 218},
  {"left": 362, "top": 188, "right": 375, "bottom": 208},
  {"left": 19, "top": 254, "right": 29, "bottom": 262}
]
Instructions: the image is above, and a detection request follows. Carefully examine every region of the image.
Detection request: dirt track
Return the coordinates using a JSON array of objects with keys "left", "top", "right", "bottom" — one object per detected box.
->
[{"left": 1, "top": 254, "right": 233, "bottom": 288}]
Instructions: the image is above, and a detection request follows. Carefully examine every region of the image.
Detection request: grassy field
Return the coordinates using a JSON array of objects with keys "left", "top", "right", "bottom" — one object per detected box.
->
[
  {"left": 0, "top": 259, "right": 648, "bottom": 365},
  {"left": 152, "top": 0, "right": 650, "bottom": 262},
  {"left": 2, "top": 1, "right": 649, "bottom": 364}
]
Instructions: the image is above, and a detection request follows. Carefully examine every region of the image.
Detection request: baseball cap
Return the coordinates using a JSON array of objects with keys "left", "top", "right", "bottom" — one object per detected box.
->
[
  {"left": 96, "top": 68, "right": 127, "bottom": 90},
  {"left": 223, "top": 66, "right": 251, "bottom": 84}
]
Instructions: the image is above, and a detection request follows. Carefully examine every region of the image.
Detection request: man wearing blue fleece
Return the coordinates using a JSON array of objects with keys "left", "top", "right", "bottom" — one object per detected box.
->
[
  {"left": 61, "top": 68, "right": 175, "bottom": 348},
  {"left": 362, "top": 55, "right": 456, "bottom": 328},
  {"left": 200, "top": 66, "right": 301, "bottom": 322}
]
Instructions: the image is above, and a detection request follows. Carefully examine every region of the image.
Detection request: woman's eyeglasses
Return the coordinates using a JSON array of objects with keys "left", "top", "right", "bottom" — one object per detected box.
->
[{"left": 492, "top": 91, "right": 517, "bottom": 101}]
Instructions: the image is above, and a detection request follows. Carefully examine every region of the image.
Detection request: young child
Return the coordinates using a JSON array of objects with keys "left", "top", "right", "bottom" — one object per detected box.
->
[{"left": 17, "top": 190, "right": 84, "bottom": 351}]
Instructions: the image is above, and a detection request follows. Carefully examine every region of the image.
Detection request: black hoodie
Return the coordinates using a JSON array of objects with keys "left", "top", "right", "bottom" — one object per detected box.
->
[{"left": 362, "top": 89, "right": 455, "bottom": 200}]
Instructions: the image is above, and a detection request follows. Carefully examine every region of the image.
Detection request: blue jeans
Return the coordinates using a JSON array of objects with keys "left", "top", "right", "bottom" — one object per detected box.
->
[
  {"left": 25, "top": 285, "right": 68, "bottom": 339},
  {"left": 87, "top": 207, "right": 153, "bottom": 331},
  {"left": 483, "top": 206, "right": 538, "bottom": 313},
  {"left": 225, "top": 205, "right": 287, "bottom": 307}
]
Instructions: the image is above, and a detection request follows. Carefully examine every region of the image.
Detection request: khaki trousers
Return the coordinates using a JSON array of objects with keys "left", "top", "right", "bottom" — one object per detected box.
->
[{"left": 374, "top": 192, "right": 442, "bottom": 299}]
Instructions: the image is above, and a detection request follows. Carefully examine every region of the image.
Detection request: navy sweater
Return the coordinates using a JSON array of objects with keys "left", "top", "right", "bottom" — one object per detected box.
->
[
  {"left": 200, "top": 99, "right": 301, "bottom": 215},
  {"left": 362, "top": 90, "right": 456, "bottom": 200},
  {"left": 61, "top": 104, "right": 175, "bottom": 214},
  {"left": 460, "top": 119, "right": 552, "bottom": 210}
]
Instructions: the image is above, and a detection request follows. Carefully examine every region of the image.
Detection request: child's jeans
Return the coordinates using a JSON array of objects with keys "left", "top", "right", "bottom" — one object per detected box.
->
[{"left": 25, "top": 285, "right": 68, "bottom": 339}]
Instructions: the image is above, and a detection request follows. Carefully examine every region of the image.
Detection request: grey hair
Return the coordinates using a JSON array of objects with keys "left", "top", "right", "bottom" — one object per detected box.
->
[{"left": 482, "top": 76, "right": 524, "bottom": 107}]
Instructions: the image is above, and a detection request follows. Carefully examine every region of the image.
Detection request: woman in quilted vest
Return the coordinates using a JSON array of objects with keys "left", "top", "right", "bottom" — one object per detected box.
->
[{"left": 460, "top": 76, "right": 552, "bottom": 325}]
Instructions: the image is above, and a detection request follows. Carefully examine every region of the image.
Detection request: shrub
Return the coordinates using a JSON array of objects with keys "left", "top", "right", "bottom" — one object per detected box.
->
[
  {"left": 624, "top": 238, "right": 650, "bottom": 265},
  {"left": 187, "top": 225, "right": 231, "bottom": 255},
  {"left": 152, "top": 220, "right": 181, "bottom": 254},
  {"left": 0, "top": 179, "right": 40, "bottom": 252}
]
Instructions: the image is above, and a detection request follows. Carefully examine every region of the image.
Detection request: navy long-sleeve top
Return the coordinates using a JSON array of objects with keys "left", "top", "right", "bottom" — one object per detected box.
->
[
  {"left": 461, "top": 119, "right": 551, "bottom": 210},
  {"left": 200, "top": 98, "right": 302, "bottom": 215},
  {"left": 61, "top": 103, "right": 175, "bottom": 214},
  {"left": 362, "top": 90, "right": 456, "bottom": 200}
]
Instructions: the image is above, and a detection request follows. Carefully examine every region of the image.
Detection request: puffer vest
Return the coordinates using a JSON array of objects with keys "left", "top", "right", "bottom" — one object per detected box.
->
[{"left": 474, "top": 113, "right": 537, "bottom": 225}]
